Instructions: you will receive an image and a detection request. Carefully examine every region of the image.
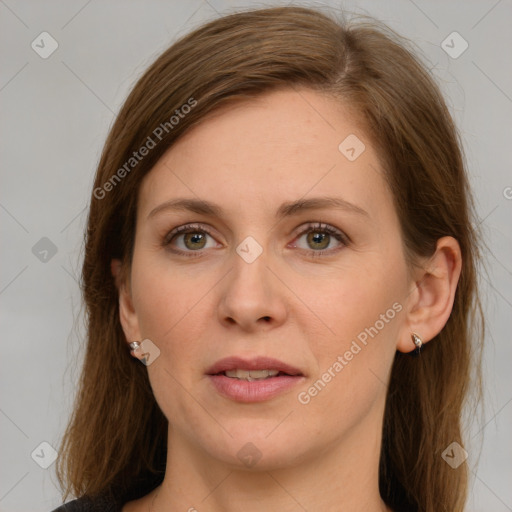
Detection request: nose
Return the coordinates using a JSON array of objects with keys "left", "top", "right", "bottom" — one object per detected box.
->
[{"left": 218, "top": 248, "right": 287, "bottom": 332}]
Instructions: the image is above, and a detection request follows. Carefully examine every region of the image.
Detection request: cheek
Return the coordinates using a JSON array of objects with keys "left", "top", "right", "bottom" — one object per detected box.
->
[
  {"left": 293, "top": 255, "right": 405, "bottom": 353},
  {"left": 295, "top": 256, "right": 405, "bottom": 410},
  {"left": 295, "top": 309, "right": 401, "bottom": 441},
  {"left": 130, "top": 259, "right": 214, "bottom": 421},
  {"left": 130, "top": 248, "right": 214, "bottom": 342}
]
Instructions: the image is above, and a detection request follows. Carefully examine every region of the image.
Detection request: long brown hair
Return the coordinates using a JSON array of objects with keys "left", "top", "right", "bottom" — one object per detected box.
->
[{"left": 56, "top": 6, "right": 484, "bottom": 511}]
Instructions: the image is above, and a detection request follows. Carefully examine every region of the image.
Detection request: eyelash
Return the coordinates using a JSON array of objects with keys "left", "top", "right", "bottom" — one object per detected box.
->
[{"left": 163, "top": 222, "right": 350, "bottom": 258}]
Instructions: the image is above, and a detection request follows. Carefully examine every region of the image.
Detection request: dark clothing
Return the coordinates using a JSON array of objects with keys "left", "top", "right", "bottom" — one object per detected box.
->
[
  {"left": 51, "top": 473, "right": 163, "bottom": 512},
  {"left": 52, "top": 494, "right": 120, "bottom": 512}
]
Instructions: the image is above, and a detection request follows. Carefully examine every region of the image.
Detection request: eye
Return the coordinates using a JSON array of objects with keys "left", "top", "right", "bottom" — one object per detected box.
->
[
  {"left": 163, "top": 222, "right": 349, "bottom": 258},
  {"left": 164, "top": 224, "right": 219, "bottom": 255},
  {"left": 290, "top": 222, "right": 348, "bottom": 255}
]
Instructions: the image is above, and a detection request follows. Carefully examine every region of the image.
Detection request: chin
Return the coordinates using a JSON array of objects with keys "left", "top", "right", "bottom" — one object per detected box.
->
[{"left": 197, "top": 427, "right": 315, "bottom": 472}]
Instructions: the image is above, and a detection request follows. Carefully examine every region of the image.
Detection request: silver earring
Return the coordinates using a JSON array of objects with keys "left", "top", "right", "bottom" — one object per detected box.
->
[
  {"left": 129, "top": 341, "right": 140, "bottom": 356},
  {"left": 411, "top": 332, "right": 422, "bottom": 356}
]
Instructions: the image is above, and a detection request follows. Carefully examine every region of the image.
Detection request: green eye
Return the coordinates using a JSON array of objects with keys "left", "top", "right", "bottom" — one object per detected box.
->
[
  {"left": 164, "top": 224, "right": 217, "bottom": 255},
  {"left": 164, "top": 222, "right": 349, "bottom": 258},
  {"left": 306, "top": 230, "right": 331, "bottom": 250},
  {"left": 292, "top": 223, "right": 348, "bottom": 255},
  {"left": 182, "top": 232, "right": 208, "bottom": 250}
]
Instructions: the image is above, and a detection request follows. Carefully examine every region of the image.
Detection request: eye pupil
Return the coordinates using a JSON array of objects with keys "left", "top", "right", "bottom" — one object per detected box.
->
[
  {"left": 307, "top": 231, "right": 330, "bottom": 250},
  {"left": 184, "top": 232, "right": 206, "bottom": 249}
]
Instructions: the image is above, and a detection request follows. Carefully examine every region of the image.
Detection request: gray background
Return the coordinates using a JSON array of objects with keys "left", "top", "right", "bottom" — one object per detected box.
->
[{"left": 0, "top": 0, "right": 511, "bottom": 510}]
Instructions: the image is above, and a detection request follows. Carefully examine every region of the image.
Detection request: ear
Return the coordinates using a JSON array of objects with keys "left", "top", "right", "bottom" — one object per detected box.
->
[
  {"left": 111, "top": 258, "right": 142, "bottom": 343},
  {"left": 396, "top": 236, "right": 462, "bottom": 353}
]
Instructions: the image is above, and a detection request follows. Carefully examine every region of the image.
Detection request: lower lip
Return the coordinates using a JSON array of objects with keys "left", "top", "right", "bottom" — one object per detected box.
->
[{"left": 207, "top": 374, "right": 304, "bottom": 402}]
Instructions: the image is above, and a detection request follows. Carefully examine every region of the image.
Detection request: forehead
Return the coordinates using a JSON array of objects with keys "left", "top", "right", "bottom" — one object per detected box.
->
[{"left": 137, "top": 87, "right": 393, "bottom": 224}]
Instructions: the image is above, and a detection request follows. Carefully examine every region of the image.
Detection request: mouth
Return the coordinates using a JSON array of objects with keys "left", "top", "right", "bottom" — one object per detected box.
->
[
  {"left": 206, "top": 356, "right": 304, "bottom": 379},
  {"left": 206, "top": 356, "right": 305, "bottom": 402},
  {"left": 220, "top": 369, "right": 296, "bottom": 381}
]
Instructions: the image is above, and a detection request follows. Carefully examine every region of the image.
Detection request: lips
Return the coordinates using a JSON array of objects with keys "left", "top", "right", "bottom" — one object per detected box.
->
[
  {"left": 206, "top": 356, "right": 304, "bottom": 377},
  {"left": 206, "top": 356, "right": 305, "bottom": 402}
]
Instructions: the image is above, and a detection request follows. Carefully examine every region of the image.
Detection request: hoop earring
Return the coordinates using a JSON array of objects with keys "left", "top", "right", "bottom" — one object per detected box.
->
[{"left": 411, "top": 332, "right": 422, "bottom": 356}]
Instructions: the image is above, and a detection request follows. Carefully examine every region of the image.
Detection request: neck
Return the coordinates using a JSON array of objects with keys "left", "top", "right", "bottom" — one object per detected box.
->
[{"left": 152, "top": 406, "right": 391, "bottom": 512}]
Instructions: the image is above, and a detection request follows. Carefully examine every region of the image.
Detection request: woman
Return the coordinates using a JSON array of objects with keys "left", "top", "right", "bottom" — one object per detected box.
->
[{"left": 53, "top": 5, "right": 483, "bottom": 512}]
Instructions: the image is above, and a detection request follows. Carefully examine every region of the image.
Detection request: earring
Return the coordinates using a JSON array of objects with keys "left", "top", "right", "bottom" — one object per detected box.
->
[
  {"left": 411, "top": 332, "right": 422, "bottom": 356},
  {"left": 129, "top": 341, "right": 141, "bottom": 357},
  {"left": 128, "top": 339, "right": 161, "bottom": 366}
]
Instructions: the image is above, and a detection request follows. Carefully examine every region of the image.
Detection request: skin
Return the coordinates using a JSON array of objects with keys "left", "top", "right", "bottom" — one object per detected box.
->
[{"left": 116, "top": 87, "right": 461, "bottom": 512}]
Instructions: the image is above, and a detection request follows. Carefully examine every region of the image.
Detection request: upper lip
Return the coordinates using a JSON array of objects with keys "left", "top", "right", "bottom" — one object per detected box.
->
[{"left": 206, "top": 356, "right": 304, "bottom": 376}]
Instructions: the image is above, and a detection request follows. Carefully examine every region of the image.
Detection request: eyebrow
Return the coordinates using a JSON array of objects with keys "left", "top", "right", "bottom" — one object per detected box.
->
[{"left": 147, "top": 196, "right": 369, "bottom": 220}]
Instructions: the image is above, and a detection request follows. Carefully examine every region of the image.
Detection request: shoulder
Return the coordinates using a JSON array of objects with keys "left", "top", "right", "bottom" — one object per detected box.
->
[
  {"left": 50, "top": 473, "right": 163, "bottom": 512},
  {"left": 50, "top": 494, "right": 121, "bottom": 512}
]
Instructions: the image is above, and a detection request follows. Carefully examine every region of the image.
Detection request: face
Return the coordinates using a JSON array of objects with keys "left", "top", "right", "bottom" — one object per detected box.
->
[{"left": 120, "top": 87, "right": 414, "bottom": 471}]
